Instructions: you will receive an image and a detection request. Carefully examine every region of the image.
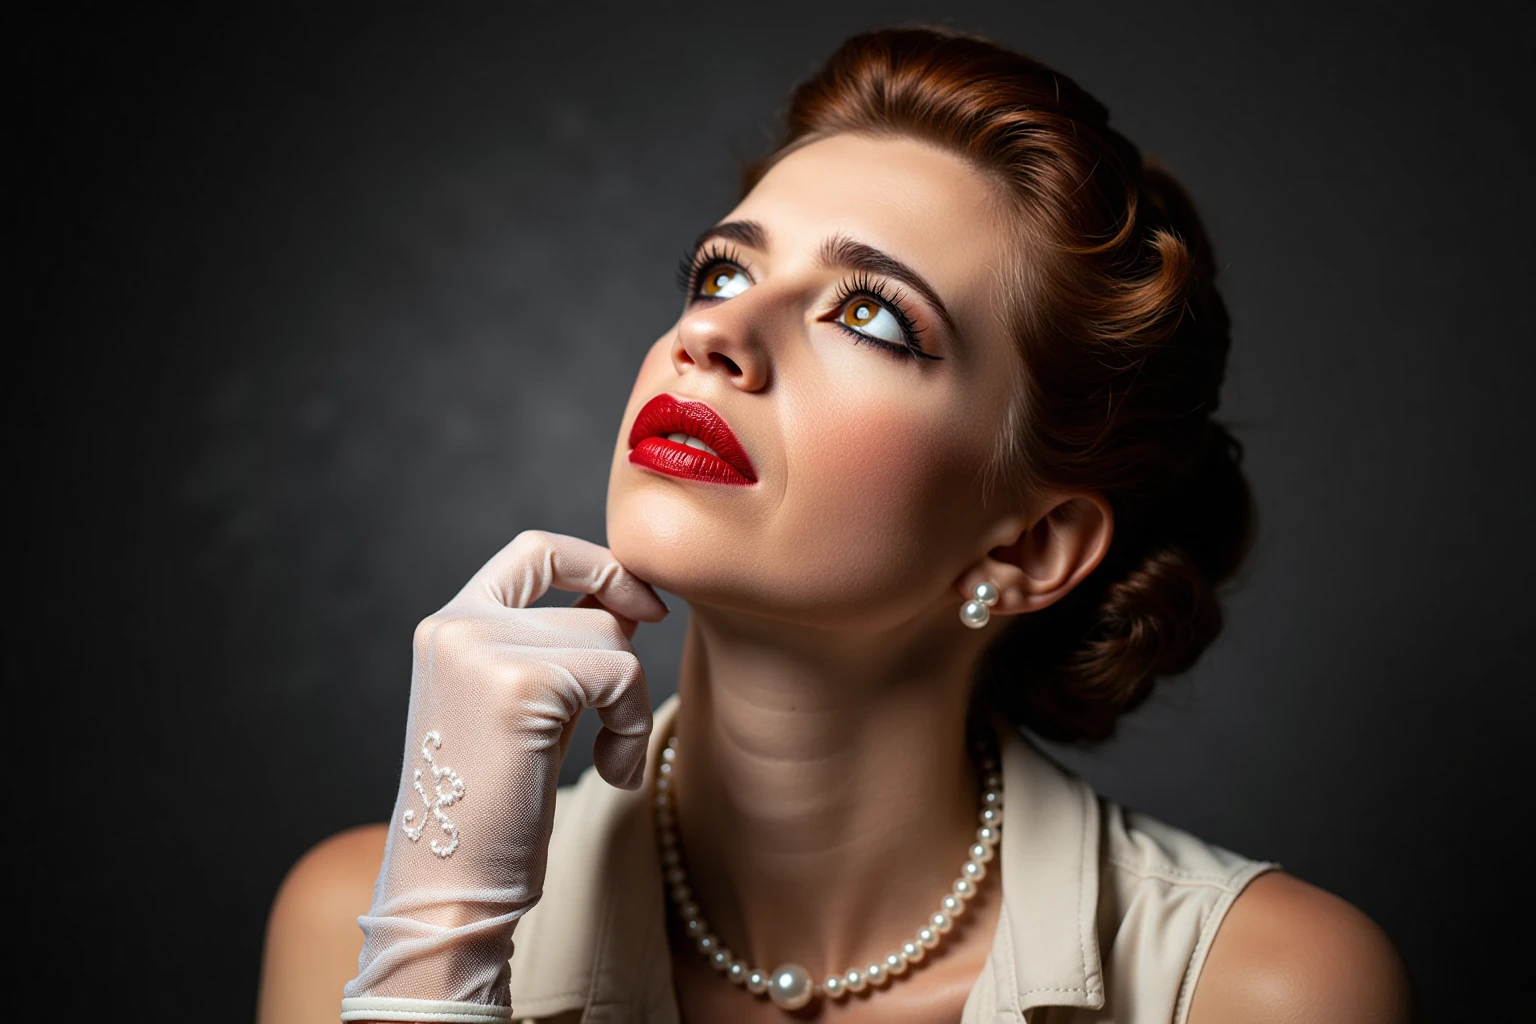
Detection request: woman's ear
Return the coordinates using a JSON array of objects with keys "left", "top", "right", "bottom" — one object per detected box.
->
[{"left": 956, "top": 494, "right": 1114, "bottom": 618}]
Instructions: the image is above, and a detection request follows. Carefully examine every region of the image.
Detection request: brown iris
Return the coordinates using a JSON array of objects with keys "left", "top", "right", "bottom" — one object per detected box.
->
[
  {"left": 701, "top": 267, "right": 737, "bottom": 297},
  {"left": 841, "top": 301, "right": 877, "bottom": 327}
]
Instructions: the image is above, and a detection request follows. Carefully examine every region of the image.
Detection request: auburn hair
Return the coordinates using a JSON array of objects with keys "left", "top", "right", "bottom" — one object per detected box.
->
[{"left": 745, "top": 26, "right": 1255, "bottom": 742}]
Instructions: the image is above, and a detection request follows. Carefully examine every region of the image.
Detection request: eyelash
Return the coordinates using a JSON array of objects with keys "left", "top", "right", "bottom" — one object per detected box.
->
[
  {"left": 828, "top": 271, "right": 934, "bottom": 361},
  {"left": 676, "top": 246, "right": 938, "bottom": 362},
  {"left": 676, "top": 241, "right": 744, "bottom": 297}
]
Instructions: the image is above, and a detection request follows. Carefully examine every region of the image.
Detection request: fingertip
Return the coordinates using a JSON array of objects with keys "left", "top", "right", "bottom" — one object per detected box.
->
[
  {"left": 598, "top": 755, "right": 647, "bottom": 791},
  {"left": 617, "top": 749, "right": 647, "bottom": 790},
  {"left": 594, "top": 564, "right": 669, "bottom": 624},
  {"left": 625, "top": 603, "right": 669, "bottom": 628},
  {"left": 625, "top": 578, "right": 670, "bottom": 623}
]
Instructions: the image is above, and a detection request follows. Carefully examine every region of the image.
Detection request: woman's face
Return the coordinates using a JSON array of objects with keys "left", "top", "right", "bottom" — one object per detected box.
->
[{"left": 606, "top": 132, "right": 1023, "bottom": 633}]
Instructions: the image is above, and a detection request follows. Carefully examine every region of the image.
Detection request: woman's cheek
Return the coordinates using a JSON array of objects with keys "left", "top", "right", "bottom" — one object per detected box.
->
[
  {"left": 791, "top": 401, "right": 963, "bottom": 549},
  {"left": 762, "top": 411, "right": 969, "bottom": 627}
]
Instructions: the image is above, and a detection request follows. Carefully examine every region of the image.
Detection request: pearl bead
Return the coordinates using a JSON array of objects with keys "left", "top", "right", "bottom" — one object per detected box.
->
[
  {"left": 932, "top": 910, "right": 953, "bottom": 934},
  {"left": 865, "top": 962, "right": 887, "bottom": 987},
  {"left": 746, "top": 970, "right": 769, "bottom": 994},
  {"left": 653, "top": 792, "right": 670, "bottom": 809},
  {"left": 903, "top": 939, "right": 926, "bottom": 963},
  {"left": 654, "top": 775, "right": 670, "bottom": 791},
  {"left": 710, "top": 948, "right": 732, "bottom": 971},
  {"left": 696, "top": 933, "right": 718, "bottom": 954},
  {"left": 972, "top": 581, "right": 1000, "bottom": 606},
  {"left": 942, "top": 894, "right": 965, "bottom": 917},
  {"left": 822, "top": 974, "right": 846, "bottom": 999},
  {"left": 981, "top": 807, "right": 1002, "bottom": 827},
  {"left": 727, "top": 960, "right": 748, "bottom": 983},
  {"left": 978, "top": 825, "right": 1000, "bottom": 846},
  {"left": 670, "top": 883, "right": 691, "bottom": 903},
  {"left": 982, "top": 772, "right": 1002, "bottom": 789},
  {"left": 844, "top": 968, "right": 867, "bottom": 992},
  {"left": 959, "top": 599, "right": 991, "bottom": 629},
  {"left": 661, "top": 847, "right": 680, "bottom": 867},
  {"left": 664, "top": 866, "right": 685, "bottom": 885},
  {"left": 885, "top": 951, "right": 909, "bottom": 975},
  {"left": 918, "top": 927, "right": 940, "bottom": 949},
  {"left": 954, "top": 877, "right": 977, "bottom": 899},
  {"left": 970, "top": 842, "right": 994, "bottom": 863},
  {"left": 982, "top": 789, "right": 1002, "bottom": 808},
  {"left": 768, "top": 963, "right": 814, "bottom": 1010},
  {"left": 679, "top": 899, "right": 700, "bottom": 919},
  {"left": 684, "top": 917, "right": 705, "bottom": 937},
  {"left": 963, "top": 859, "right": 987, "bottom": 882}
]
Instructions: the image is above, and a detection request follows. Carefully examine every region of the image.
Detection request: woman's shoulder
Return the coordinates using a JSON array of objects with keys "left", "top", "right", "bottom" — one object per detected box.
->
[
  {"left": 1092, "top": 799, "right": 1414, "bottom": 1024},
  {"left": 258, "top": 824, "right": 387, "bottom": 1024},
  {"left": 1187, "top": 870, "right": 1417, "bottom": 1024}
]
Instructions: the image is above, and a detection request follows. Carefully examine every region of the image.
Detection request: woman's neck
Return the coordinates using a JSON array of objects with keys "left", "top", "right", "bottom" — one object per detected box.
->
[{"left": 666, "top": 600, "right": 992, "bottom": 980}]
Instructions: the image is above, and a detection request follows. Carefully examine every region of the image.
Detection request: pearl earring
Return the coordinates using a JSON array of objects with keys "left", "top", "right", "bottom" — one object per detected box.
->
[{"left": 959, "top": 581, "right": 999, "bottom": 629}]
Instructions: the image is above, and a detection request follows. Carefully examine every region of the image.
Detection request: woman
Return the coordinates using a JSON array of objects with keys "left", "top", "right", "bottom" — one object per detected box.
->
[{"left": 258, "top": 26, "right": 1414, "bottom": 1024}]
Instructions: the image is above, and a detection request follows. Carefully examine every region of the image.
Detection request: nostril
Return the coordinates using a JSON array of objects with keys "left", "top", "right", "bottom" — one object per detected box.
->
[{"left": 710, "top": 353, "right": 742, "bottom": 375}]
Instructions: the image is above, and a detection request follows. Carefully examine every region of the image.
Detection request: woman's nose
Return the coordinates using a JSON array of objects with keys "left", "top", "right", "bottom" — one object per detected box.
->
[{"left": 671, "top": 303, "right": 771, "bottom": 392}]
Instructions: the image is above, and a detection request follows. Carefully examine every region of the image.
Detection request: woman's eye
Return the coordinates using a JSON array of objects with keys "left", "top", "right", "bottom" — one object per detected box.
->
[
  {"left": 837, "top": 297, "right": 904, "bottom": 344},
  {"left": 698, "top": 264, "right": 751, "bottom": 299}
]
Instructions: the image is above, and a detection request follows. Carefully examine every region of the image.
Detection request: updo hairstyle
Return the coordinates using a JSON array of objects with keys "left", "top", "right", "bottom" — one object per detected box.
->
[{"left": 744, "top": 27, "right": 1255, "bottom": 742}]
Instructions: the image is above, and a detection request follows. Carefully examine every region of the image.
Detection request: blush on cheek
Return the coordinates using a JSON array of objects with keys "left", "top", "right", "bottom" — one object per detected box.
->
[
  {"left": 814, "top": 407, "right": 960, "bottom": 502},
  {"left": 793, "top": 409, "right": 973, "bottom": 564}
]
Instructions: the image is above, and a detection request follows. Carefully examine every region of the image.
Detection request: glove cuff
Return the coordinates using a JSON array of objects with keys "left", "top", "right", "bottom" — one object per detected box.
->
[{"left": 340, "top": 996, "right": 515, "bottom": 1023}]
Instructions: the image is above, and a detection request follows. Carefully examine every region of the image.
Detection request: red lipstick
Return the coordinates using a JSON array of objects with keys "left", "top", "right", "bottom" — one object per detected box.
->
[{"left": 627, "top": 394, "right": 757, "bottom": 485}]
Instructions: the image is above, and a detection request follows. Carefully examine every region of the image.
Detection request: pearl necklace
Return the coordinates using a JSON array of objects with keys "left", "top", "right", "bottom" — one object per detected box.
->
[{"left": 652, "top": 727, "right": 1003, "bottom": 1011}]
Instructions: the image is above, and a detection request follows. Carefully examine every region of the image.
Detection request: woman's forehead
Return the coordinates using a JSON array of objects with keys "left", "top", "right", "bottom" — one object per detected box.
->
[{"left": 727, "top": 133, "right": 1011, "bottom": 291}]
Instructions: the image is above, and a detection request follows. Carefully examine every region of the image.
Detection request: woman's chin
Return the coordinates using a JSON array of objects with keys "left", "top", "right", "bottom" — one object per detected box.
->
[{"left": 606, "top": 496, "right": 738, "bottom": 600}]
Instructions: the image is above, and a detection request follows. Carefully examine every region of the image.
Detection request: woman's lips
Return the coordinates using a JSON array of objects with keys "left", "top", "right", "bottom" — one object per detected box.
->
[{"left": 627, "top": 394, "right": 757, "bottom": 485}]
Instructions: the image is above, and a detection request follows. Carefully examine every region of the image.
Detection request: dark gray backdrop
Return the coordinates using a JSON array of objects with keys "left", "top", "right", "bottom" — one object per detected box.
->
[{"left": 11, "top": 3, "right": 1531, "bottom": 1019}]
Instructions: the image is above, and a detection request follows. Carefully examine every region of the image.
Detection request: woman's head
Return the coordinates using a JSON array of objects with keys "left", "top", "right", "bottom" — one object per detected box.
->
[{"left": 606, "top": 26, "right": 1252, "bottom": 742}]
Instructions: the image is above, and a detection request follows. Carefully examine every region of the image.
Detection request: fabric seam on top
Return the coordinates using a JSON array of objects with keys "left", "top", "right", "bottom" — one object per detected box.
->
[
  {"left": 995, "top": 894, "right": 1021, "bottom": 1014},
  {"left": 1073, "top": 783, "right": 1093, "bottom": 997},
  {"left": 586, "top": 771, "right": 618, "bottom": 1020},
  {"left": 1103, "top": 855, "right": 1254, "bottom": 887},
  {"left": 1170, "top": 860, "right": 1281, "bottom": 1024}
]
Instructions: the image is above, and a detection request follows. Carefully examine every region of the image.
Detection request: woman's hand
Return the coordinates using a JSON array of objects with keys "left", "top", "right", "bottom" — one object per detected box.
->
[{"left": 340, "top": 530, "right": 668, "bottom": 1023}]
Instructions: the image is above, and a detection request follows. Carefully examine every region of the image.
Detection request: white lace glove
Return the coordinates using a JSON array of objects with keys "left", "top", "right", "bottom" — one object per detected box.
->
[{"left": 340, "top": 530, "right": 668, "bottom": 1023}]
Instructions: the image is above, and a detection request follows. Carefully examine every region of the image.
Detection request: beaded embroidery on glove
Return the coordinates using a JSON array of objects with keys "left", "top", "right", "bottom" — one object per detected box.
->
[{"left": 401, "top": 730, "right": 464, "bottom": 858}]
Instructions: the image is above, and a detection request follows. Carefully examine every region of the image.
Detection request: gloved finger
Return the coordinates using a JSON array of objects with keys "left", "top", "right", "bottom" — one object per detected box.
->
[
  {"left": 454, "top": 530, "right": 668, "bottom": 624},
  {"left": 571, "top": 592, "right": 639, "bottom": 641},
  {"left": 464, "top": 606, "right": 640, "bottom": 651},
  {"left": 517, "top": 646, "right": 653, "bottom": 791},
  {"left": 558, "top": 712, "right": 582, "bottom": 763}
]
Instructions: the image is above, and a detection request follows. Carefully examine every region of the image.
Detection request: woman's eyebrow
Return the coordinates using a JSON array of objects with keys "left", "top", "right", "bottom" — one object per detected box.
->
[
  {"left": 691, "top": 219, "right": 769, "bottom": 253},
  {"left": 816, "top": 234, "right": 958, "bottom": 337}
]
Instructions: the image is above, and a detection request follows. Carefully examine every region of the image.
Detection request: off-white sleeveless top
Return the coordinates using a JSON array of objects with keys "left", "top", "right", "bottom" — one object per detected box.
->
[{"left": 505, "top": 693, "right": 1276, "bottom": 1023}]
